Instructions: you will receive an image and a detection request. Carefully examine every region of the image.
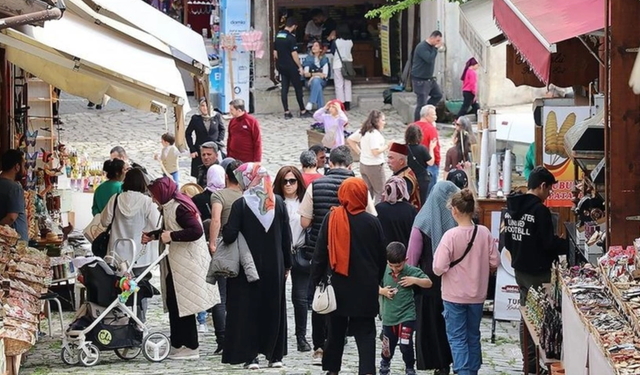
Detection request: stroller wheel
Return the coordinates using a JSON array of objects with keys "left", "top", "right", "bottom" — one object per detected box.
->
[
  {"left": 142, "top": 332, "right": 171, "bottom": 362},
  {"left": 114, "top": 347, "right": 142, "bottom": 360},
  {"left": 79, "top": 343, "right": 100, "bottom": 367},
  {"left": 61, "top": 344, "right": 80, "bottom": 365}
]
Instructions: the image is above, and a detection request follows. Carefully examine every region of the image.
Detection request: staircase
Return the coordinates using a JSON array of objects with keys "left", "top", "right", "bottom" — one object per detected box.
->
[{"left": 253, "top": 82, "right": 390, "bottom": 114}]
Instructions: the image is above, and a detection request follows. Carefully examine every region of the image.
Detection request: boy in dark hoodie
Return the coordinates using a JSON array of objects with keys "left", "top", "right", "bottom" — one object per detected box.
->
[{"left": 503, "top": 166, "right": 567, "bottom": 374}]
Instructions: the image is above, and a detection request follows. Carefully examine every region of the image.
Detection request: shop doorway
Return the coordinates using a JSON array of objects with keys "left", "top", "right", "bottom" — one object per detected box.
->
[{"left": 271, "top": 0, "right": 400, "bottom": 84}]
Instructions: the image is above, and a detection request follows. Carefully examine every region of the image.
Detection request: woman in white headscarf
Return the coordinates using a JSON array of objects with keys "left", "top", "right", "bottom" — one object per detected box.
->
[
  {"left": 221, "top": 163, "right": 292, "bottom": 370},
  {"left": 407, "top": 181, "right": 459, "bottom": 375},
  {"left": 191, "top": 165, "right": 226, "bottom": 221}
]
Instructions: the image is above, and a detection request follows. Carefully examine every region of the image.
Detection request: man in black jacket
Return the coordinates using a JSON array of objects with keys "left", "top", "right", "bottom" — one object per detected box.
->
[
  {"left": 503, "top": 166, "right": 567, "bottom": 374},
  {"left": 411, "top": 30, "right": 443, "bottom": 121},
  {"left": 298, "top": 145, "right": 377, "bottom": 364}
]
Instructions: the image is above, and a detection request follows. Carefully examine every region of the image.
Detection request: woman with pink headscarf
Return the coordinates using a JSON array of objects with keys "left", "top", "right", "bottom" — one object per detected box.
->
[
  {"left": 457, "top": 57, "right": 480, "bottom": 118},
  {"left": 143, "top": 177, "right": 219, "bottom": 360},
  {"left": 191, "top": 164, "right": 226, "bottom": 221},
  {"left": 375, "top": 176, "right": 418, "bottom": 247},
  {"left": 221, "top": 163, "right": 292, "bottom": 370}
]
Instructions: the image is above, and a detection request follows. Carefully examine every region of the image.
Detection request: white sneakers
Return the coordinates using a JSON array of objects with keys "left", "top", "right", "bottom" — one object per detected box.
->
[
  {"left": 197, "top": 323, "right": 208, "bottom": 333},
  {"left": 168, "top": 347, "right": 200, "bottom": 360},
  {"left": 312, "top": 348, "right": 323, "bottom": 366},
  {"left": 306, "top": 102, "right": 313, "bottom": 111}
]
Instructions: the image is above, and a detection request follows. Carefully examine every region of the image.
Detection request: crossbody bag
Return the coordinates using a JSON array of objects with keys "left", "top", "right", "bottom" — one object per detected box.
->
[
  {"left": 335, "top": 45, "right": 356, "bottom": 80},
  {"left": 449, "top": 224, "right": 478, "bottom": 268}
]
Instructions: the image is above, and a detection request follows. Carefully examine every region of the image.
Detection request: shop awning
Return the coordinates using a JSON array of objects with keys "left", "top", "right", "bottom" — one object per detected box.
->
[
  {"left": 459, "top": 0, "right": 505, "bottom": 69},
  {"left": 493, "top": 0, "right": 604, "bottom": 85},
  {"left": 82, "top": 0, "right": 210, "bottom": 75},
  {"left": 0, "top": 12, "right": 190, "bottom": 112}
]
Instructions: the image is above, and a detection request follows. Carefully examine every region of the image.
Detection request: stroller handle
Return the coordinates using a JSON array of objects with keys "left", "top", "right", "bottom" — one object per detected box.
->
[{"left": 111, "top": 239, "right": 138, "bottom": 273}]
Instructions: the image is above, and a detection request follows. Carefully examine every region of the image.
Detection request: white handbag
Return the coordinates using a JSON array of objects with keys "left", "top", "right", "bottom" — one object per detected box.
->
[
  {"left": 83, "top": 214, "right": 106, "bottom": 243},
  {"left": 312, "top": 273, "right": 337, "bottom": 314}
]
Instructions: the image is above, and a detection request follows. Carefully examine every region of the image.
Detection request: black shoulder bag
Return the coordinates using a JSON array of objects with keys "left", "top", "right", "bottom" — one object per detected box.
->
[
  {"left": 449, "top": 224, "right": 478, "bottom": 268},
  {"left": 92, "top": 193, "right": 120, "bottom": 258},
  {"left": 335, "top": 46, "right": 356, "bottom": 80}
]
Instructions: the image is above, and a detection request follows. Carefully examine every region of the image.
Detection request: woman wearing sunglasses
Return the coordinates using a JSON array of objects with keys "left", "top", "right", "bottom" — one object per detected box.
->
[{"left": 273, "top": 166, "right": 312, "bottom": 353}]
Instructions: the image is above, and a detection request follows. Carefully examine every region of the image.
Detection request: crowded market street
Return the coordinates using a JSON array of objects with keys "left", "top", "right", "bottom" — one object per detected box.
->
[{"left": 16, "top": 95, "right": 522, "bottom": 375}]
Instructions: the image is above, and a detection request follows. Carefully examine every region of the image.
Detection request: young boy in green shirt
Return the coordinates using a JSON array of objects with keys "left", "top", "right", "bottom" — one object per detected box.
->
[{"left": 379, "top": 241, "right": 433, "bottom": 375}]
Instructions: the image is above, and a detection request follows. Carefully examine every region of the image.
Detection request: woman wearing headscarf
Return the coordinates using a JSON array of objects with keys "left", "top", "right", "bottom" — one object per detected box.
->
[
  {"left": 311, "top": 177, "right": 387, "bottom": 375},
  {"left": 143, "top": 177, "right": 219, "bottom": 360},
  {"left": 222, "top": 163, "right": 292, "bottom": 370},
  {"left": 375, "top": 176, "right": 418, "bottom": 248},
  {"left": 186, "top": 98, "right": 225, "bottom": 178},
  {"left": 191, "top": 164, "right": 226, "bottom": 221},
  {"left": 407, "top": 181, "right": 460, "bottom": 375},
  {"left": 190, "top": 164, "right": 226, "bottom": 333},
  {"left": 457, "top": 57, "right": 480, "bottom": 119}
]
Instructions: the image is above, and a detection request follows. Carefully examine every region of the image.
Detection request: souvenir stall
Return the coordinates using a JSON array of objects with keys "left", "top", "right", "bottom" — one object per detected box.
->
[{"left": 0, "top": 227, "right": 52, "bottom": 375}]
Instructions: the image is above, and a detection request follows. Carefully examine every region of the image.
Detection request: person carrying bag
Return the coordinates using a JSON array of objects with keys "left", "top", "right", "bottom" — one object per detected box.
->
[{"left": 91, "top": 193, "right": 119, "bottom": 258}]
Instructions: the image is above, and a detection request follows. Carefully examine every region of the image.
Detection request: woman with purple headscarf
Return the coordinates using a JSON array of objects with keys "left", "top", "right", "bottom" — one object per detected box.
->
[
  {"left": 457, "top": 57, "right": 480, "bottom": 119},
  {"left": 375, "top": 176, "right": 418, "bottom": 247},
  {"left": 143, "top": 177, "right": 219, "bottom": 360}
]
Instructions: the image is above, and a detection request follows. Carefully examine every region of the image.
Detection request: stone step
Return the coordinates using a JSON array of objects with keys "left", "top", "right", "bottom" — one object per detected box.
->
[{"left": 253, "top": 83, "right": 388, "bottom": 114}]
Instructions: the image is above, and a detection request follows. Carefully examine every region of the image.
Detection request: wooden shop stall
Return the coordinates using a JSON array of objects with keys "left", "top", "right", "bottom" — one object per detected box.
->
[{"left": 487, "top": 0, "right": 640, "bottom": 373}]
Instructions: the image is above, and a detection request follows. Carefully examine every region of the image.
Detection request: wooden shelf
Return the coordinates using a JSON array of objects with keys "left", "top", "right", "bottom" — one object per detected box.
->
[{"left": 26, "top": 75, "right": 55, "bottom": 163}]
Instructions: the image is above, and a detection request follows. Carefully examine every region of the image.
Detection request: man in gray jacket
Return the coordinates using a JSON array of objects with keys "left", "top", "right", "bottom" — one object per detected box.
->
[{"left": 411, "top": 30, "right": 443, "bottom": 121}]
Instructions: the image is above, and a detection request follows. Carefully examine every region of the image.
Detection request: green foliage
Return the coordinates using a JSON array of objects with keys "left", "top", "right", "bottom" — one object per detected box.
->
[{"left": 365, "top": 0, "right": 467, "bottom": 20}]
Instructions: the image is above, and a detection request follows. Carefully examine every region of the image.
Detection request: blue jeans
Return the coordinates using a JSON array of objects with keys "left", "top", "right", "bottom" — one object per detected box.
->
[
  {"left": 197, "top": 311, "right": 207, "bottom": 325},
  {"left": 442, "top": 301, "right": 483, "bottom": 375},
  {"left": 165, "top": 171, "right": 179, "bottom": 184},
  {"left": 307, "top": 77, "right": 327, "bottom": 108},
  {"left": 427, "top": 165, "right": 439, "bottom": 195}
]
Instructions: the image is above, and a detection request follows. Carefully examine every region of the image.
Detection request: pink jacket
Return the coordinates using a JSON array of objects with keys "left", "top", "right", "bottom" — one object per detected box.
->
[
  {"left": 462, "top": 68, "right": 478, "bottom": 96},
  {"left": 433, "top": 225, "right": 500, "bottom": 304}
]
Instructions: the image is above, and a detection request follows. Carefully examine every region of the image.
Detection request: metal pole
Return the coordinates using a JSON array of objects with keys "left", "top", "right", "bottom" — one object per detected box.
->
[{"left": 0, "top": 8, "right": 63, "bottom": 30}]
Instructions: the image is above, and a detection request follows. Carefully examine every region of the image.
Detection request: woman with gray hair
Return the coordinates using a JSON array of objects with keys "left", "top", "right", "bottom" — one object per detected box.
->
[
  {"left": 300, "top": 150, "right": 322, "bottom": 187},
  {"left": 375, "top": 176, "right": 418, "bottom": 247}
]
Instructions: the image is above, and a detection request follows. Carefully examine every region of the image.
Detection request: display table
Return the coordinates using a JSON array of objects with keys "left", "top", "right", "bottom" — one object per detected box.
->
[
  {"left": 560, "top": 281, "right": 618, "bottom": 375},
  {"left": 520, "top": 307, "right": 561, "bottom": 374}
]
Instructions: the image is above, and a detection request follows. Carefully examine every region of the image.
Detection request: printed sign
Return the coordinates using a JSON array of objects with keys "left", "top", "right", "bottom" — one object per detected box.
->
[
  {"left": 219, "top": 0, "right": 251, "bottom": 112},
  {"left": 491, "top": 211, "right": 520, "bottom": 322},
  {"left": 542, "top": 106, "right": 590, "bottom": 207},
  {"left": 380, "top": 19, "right": 390, "bottom": 77}
]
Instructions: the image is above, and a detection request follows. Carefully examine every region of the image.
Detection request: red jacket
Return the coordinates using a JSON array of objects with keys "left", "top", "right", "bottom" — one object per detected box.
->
[{"left": 227, "top": 113, "right": 262, "bottom": 163}]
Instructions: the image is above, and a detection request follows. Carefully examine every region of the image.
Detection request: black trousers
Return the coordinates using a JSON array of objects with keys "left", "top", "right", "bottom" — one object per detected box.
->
[
  {"left": 166, "top": 272, "right": 198, "bottom": 350},
  {"left": 323, "top": 315, "right": 376, "bottom": 375},
  {"left": 211, "top": 276, "right": 227, "bottom": 343},
  {"left": 381, "top": 321, "right": 416, "bottom": 369},
  {"left": 291, "top": 268, "right": 310, "bottom": 338},
  {"left": 312, "top": 311, "right": 327, "bottom": 350},
  {"left": 457, "top": 91, "right": 480, "bottom": 118},
  {"left": 280, "top": 67, "right": 305, "bottom": 112},
  {"left": 412, "top": 78, "right": 443, "bottom": 121}
]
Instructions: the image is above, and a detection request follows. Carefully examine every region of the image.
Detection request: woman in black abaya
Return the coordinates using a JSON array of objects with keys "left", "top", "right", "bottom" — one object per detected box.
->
[
  {"left": 406, "top": 181, "right": 460, "bottom": 375},
  {"left": 221, "top": 163, "right": 291, "bottom": 370},
  {"left": 186, "top": 98, "right": 225, "bottom": 177}
]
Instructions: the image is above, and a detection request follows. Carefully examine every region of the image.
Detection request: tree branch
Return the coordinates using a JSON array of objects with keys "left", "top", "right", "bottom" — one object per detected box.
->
[{"left": 365, "top": 0, "right": 466, "bottom": 20}]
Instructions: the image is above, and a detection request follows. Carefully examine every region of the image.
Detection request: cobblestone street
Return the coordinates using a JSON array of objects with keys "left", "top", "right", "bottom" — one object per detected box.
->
[{"left": 19, "top": 95, "right": 522, "bottom": 375}]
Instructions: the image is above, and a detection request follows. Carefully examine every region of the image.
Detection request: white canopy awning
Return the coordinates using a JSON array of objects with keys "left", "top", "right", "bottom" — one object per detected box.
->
[
  {"left": 83, "top": 0, "right": 210, "bottom": 74},
  {"left": 1, "top": 11, "right": 190, "bottom": 113}
]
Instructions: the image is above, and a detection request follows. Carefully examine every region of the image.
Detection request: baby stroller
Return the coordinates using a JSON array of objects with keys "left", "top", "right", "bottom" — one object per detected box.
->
[{"left": 61, "top": 239, "right": 170, "bottom": 366}]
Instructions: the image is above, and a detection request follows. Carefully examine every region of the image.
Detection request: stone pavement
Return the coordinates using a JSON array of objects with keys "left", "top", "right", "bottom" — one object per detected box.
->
[{"left": 19, "top": 95, "right": 522, "bottom": 375}]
